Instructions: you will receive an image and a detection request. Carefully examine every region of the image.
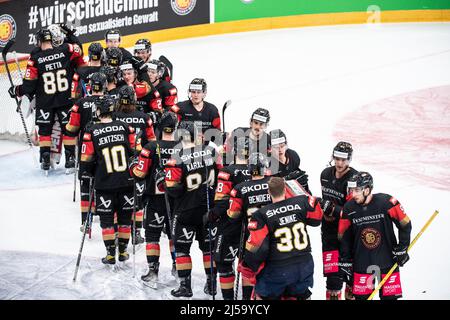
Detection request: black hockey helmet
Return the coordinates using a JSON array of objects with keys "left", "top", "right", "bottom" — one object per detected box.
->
[
  {"left": 119, "top": 59, "right": 136, "bottom": 73},
  {"left": 118, "top": 85, "right": 136, "bottom": 105},
  {"left": 105, "top": 29, "right": 121, "bottom": 43},
  {"left": 159, "top": 112, "right": 178, "bottom": 133},
  {"left": 35, "top": 28, "right": 53, "bottom": 46},
  {"left": 348, "top": 171, "right": 373, "bottom": 191},
  {"left": 104, "top": 47, "right": 123, "bottom": 67},
  {"left": 248, "top": 152, "right": 269, "bottom": 176},
  {"left": 270, "top": 129, "right": 287, "bottom": 146},
  {"left": 251, "top": 108, "right": 270, "bottom": 124},
  {"left": 333, "top": 141, "right": 353, "bottom": 161},
  {"left": 134, "top": 38, "right": 151, "bottom": 53},
  {"left": 233, "top": 136, "right": 250, "bottom": 160},
  {"left": 146, "top": 59, "right": 165, "bottom": 79},
  {"left": 96, "top": 96, "right": 116, "bottom": 117},
  {"left": 89, "top": 72, "right": 107, "bottom": 93},
  {"left": 188, "top": 78, "right": 207, "bottom": 93},
  {"left": 99, "top": 65, "right": 116, "bottom": 83},
  {"left": 88, "top": 42, "right": 104, "bottom": 61}
]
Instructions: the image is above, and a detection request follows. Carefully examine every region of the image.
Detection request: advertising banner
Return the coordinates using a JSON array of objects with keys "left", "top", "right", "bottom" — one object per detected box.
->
[{"left": 0, "top": 0, "right": 210, "bottom": 53}]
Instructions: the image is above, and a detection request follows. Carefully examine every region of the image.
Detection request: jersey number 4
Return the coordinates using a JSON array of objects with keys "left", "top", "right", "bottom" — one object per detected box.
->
[
  {"left": 42, "top": 70, "right": 69, "bottom": 94},
  {"left": 102, "top": 145, "right": 127, "bottom": 173},
  {"left": 274, "top": 222, "right": 308, "bottom": 252}
]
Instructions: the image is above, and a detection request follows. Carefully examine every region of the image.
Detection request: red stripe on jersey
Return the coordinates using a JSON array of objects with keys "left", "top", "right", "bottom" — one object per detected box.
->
[
  {"left": 39, "top": 135, "right": 51, "bottom": 142},
  {"left": 146, "top": 243, "right": 160, "bottom": 251},
  {"left": 338, "top": 218, "right": 351, "bottom": 240},
  {"left": 388, "top": 204, "right": 408, "bottom": 223},
  {"left": 165, "top": 95, "right": 178, "bottom": 106},
  {"left": 247, "top": 224, "right": 268, "bottom": 248},
  {"left": 176, "top": 256, "right": 192, "bottom": 264},
  {"left": 212, "top": 117, "right": 221, "bottom": 129},
  {"left": 67, "top": 110, "right": 81, "bottom": 130},
  {"left": 102, "top": 228, "right": 115, "bottom": 236},
  {"left": 118, "top": 226, "right": 131, "bottom": 233},
  {"left": 83, "top": 133, "right": 92, "bottom": 141},
  {"left": 216, "top": 180, "right": 232, "bottom": 196},
  {"left": 306, "top": 201, "right": 323, "bottom": 221},
  {"left": 133, "top": 154, "right": 151, "bottom": 178},
  {"left": 346, "top": 192, "right": 354, "bottom": 202},
  {"left": 128, "top": 132, "right": 136, "bottom": 150},
  {"left": 165, "top": 167, "right": 182, "bottom": 182},
  {"left": 202, "top": 254, "right": 212, "bottom": 262},
  {"left": 220, "top": 276, "right": 235, "bottom": 284},
  {"left": 146, "top": 124, "right": 156, "bottom": 141},
  {"left": 81, "top": 140, "right": 94, "bottom": 158}
]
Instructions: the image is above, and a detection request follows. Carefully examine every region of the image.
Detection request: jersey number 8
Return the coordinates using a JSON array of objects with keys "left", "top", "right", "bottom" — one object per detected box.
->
[{"left": 274, "top": 222, "right": 308, "bottom": 252}]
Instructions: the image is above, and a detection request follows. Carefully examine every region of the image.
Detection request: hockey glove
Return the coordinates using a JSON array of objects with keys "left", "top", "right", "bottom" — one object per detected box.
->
[
  {"left": 8, "top": 85, "right": 20, "bottom": 99},
  {"left": 130, "top": 56, "right": 147, "bottom": 72},
  {"left": 59, "top": 23, "right": 74, "bottom": 35},
  {"left": 392, "top": 244, "right": 410, "bottom": 267},
  {"left": 128, "top": 156, "right": 139, "bottom": 171},
  {"left": 149, "top": 111, "right": 160, "bottom": 126},
  {"left": 338, "top": 259, "right": 353, "bottom": 284},
  {"left": 319, "top": 199, "right": 335, "bottom": 217},
  {"left": 154, "top": 168, "right": 166, "bottom": 192}
]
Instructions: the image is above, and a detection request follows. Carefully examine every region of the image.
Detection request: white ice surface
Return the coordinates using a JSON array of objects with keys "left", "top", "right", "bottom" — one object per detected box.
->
[{"left": 0, "top": 22, "right": 449, "bottom": 300}]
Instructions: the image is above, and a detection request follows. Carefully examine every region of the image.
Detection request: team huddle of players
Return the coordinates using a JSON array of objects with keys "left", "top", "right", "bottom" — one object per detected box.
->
[{"left": 8, "top": 24, "right": 412, "bottom": 300}]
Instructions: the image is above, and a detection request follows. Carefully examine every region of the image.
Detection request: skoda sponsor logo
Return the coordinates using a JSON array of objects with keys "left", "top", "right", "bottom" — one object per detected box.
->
[
  {"left": 171, "top": 0, "right": 196, "bottom": 16},
  {"left": 0, "top": 14, "right": 17, "bottom": 47}
]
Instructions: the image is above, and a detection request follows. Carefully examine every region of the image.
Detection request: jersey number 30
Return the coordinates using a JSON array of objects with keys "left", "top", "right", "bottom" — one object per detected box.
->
[{"left": 274, "top": 222, "right": 308, "bottom": 252}]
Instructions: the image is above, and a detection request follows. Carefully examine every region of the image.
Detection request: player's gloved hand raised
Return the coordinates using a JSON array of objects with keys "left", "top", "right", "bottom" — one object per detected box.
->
[
  {"left": 128, "top": 156, "right": 139, "bottom": 171},
  {"left": 130, "top": 56, "right": 147, "bottom": 71},
  {"left": 58, "top": 23, "right": 74, "bottom": 35},
  {"left": 149, "top": 111, "right": 160, "bottom": 126},
  {"left": 154, "top": 168, "right": 166, "bottom": 192},
  {"left": 237, "top": 261, "right": 257, "bottom": 285},
  {"left": 319, "top": 198, "right": 335, "bottom": 217},
  {"left": 8, "top": 85, "right": 20, "bottom": 99},
  {"left": 392, "top": 244, "right": 409, "bottom": 267},
  {"left": 338, "top": 258, "right": 353, "bottom": 283}
]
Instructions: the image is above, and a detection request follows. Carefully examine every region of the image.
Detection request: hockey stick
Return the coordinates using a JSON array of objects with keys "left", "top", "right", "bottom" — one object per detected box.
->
[
  {"left": 73, "top": 177, "right": 95, "bottom": 282},
  {"left": 159, "top": 55, "right": 173, "bottom": 81},
  {"left": 73, "top": 144, "right": 78, "bottom": 202},
  {"left": 156, "top": 142, "right": 174, "bottom": 236},
  {"left": 2, "top": 39, "right": 33, "bottom": 148},
  {"left": 234, "top": 217, "right": 246, "bottom": 300},
  {"left": 222, "top": 100, "right": 232, "bottom": 133},
  {"left": 132, "top": 129, "right": 144, "bottom": 278},
  {"left": 368, "top": 210, "right": 439, "bottom": 300},
  {"left": 205, "top": 165, "right": 216, "bottom": 300}
]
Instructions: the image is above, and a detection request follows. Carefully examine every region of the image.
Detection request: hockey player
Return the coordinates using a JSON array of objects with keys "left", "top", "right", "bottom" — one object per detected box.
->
[
  {"left": 99, "top": 65, "right": 119, "bottom": 99},
  {"left": 338, "top": 172, "right": 412, "bottom": 300},
  {"left": 209, "top": 137, "right": 251, "bottom": 300},
  {"left": 225, "top": 108, "right": 271, "bottom": 166},
  {"left": 71, "top": 42, "right": 104, "bottom": 99},
  {"left": 146, "top": 59, "right": 178, "bottom": 113},
  {"left": 164, "top": 121, "right": 221, "bottom": 298},
  {"left": 113, "top": 85, "right": 157, "bottom": 244},
  {"left": 104, "top": 47, "right": 123, "bottom": 69},
  {"left": 173, "top": 78, "right": 221, "bottom": 144},
  {"left": 319, "top": 141, "right": 358, "bottom": 300},
  {"left": 238, "top": 177, "right": 323, "bottom": 300},
  {"left": 226, "top": 152, "right": 273, "bottom": 299},
  {"left": 134, "top": 39, "right": 152, "bottom": 63},
  {"left": 105, "top": 29, "right": 133, "bottom": 61},
  {"left": 269, "top": 129, "right": 310, "bottom": 194},
  {"left": 66, "top": 72, "right": 107, "bottom": 228},
  {"left": 118, "top": 60, "right": 162, "bottom": 114},
  {"left": 130, "top": 112, "right": 181, "bottom": 285},
  {"left": 79, "top": 96, "right": 136, "bottom": 264},
  {"left": 8, "top": 28, "right": 85, "bottom": 173}
]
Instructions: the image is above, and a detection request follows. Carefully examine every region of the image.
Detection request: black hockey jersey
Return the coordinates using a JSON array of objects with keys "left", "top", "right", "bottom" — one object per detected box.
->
[
  {"left": 113, "top": 110, "right": 156, "bottom": 150},
  {"left": 227, "top": 176, "right": 272, "bottom": 223},
  {"left": 226, "top": 127, "right": 271, "bottom": 162},
  {"left": 19, "top": 43, "right": 84, "bottom": 109},
  {"left": 164, "top": 145, "right": 220, "bottom": 213},
  {"left": 270, "top": 149, "right": 301, "bottom": 178},
  {"left": 66, "top": 95, "right": 101, "bottom": 144},
  {"left": 71, "top": 65, "right": 101, "bottom": 99},
  {"left": 244, "top": 195, "right": 323, "bottom": 271},
  {"left": 80, "top": 120, "right": 135, "bottom": 191},
  {"left": 338, "top": 193, "right": 412, "bottom": 272},
  {"left": 174, "top": 100, "right": 221, "bottom": 135},
  {"left": 155, "top": 80, "right": 178, "bottom": 112}
]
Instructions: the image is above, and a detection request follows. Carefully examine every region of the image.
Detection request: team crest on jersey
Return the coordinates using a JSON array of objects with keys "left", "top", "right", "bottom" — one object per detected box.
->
[
  {"left": 361, "top": 227, "right": 381, "bottom": 249},
  {"left": 0, "top": 15, "right": 17, "bottom": 47}
]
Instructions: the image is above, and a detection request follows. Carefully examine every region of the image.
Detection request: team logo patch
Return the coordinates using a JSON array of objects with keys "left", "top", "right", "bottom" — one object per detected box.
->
[
  {"left": 248, "top": 221, "right": 257, "bottom": 230},
  {"left": 218, "top": 171, "right": 230, "bottom": 180},
  {"left": 141, "top": 149, "right": 150, "bottom": 157},
  {"left": 171, "top": 0, "right": 196, "bottom": 16},
  {"left": 0, "top": 14, "right": 17, "bottom": 47},
  {"left": 83, "top": 133, "right": 91, "bottom": 140},
  {"left": 361, "top": 227, "right": 381, "bottom": 249}
]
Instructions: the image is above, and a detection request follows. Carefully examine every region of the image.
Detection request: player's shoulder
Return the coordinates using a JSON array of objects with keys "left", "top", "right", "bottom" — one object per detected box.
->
[
  {"left": 374, "top": 193, "right": 397, "bottom": 206},
  {"left": 204, "top": 101, "right": 218, "bottom": 111},
  {"left": 320, "top": 166, "right": 334, "bottom": 179},
  {"left": 286, "top": 148, "right": 300, "bottom": 164},
  {"left": 342, "top": 198, "right": 358, "bottom": 213}
]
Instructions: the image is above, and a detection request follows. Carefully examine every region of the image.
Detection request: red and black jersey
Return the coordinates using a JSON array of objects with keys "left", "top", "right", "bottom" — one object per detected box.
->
[
  {"left": 71, "top": 65, "right": 101, "bottom": 99},
  {"left": 66, "top": 95, "right": 100, "bottom": 142},
  {"left": 164, "top": 145, "right": 221, "bottom": 213},
  {"left": 173, "top": 100, "right": 221, "bottom": 134},
  {"left": 136, "top": 85, "right": 163, "bottom": 113},
  {"left": 320, "top": 167, "right": 358, "bottom": 241},
  {"left": 20, "top": 43, "right": 84, "bottom": 109},
  {"left": 244, "top": 195, "right": 323, "bottom": 271},
  {"left": 80, "top": 120, "right": 135, "bottom": 191},
  {"left": 338, "top": 193, "right": 412, "bottom": 272},
  {"left": 132, "top": 139, "right": 181, "bottom": 197},
  {"left": 113, "top": 110, "right": 156, "bottom": 151},
  {"left": 227, "top": 176, "right": 272, "bottom": 223},
  {"left": 214, "top": 164, "right": 251, "bottom": 219},
  {"left": 155, "top": 80, "right": 178, "bottom": 112}
]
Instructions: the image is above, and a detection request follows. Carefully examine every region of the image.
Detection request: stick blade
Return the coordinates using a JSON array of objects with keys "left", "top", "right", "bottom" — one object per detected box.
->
[{"left": 223, "top": 100, "right": 232, "bottom": 110}]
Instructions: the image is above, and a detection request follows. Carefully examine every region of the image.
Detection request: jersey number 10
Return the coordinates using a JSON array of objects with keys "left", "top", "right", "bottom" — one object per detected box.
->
[{"left": 102, "top": 145, "right": 127, "bottom": 173}]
